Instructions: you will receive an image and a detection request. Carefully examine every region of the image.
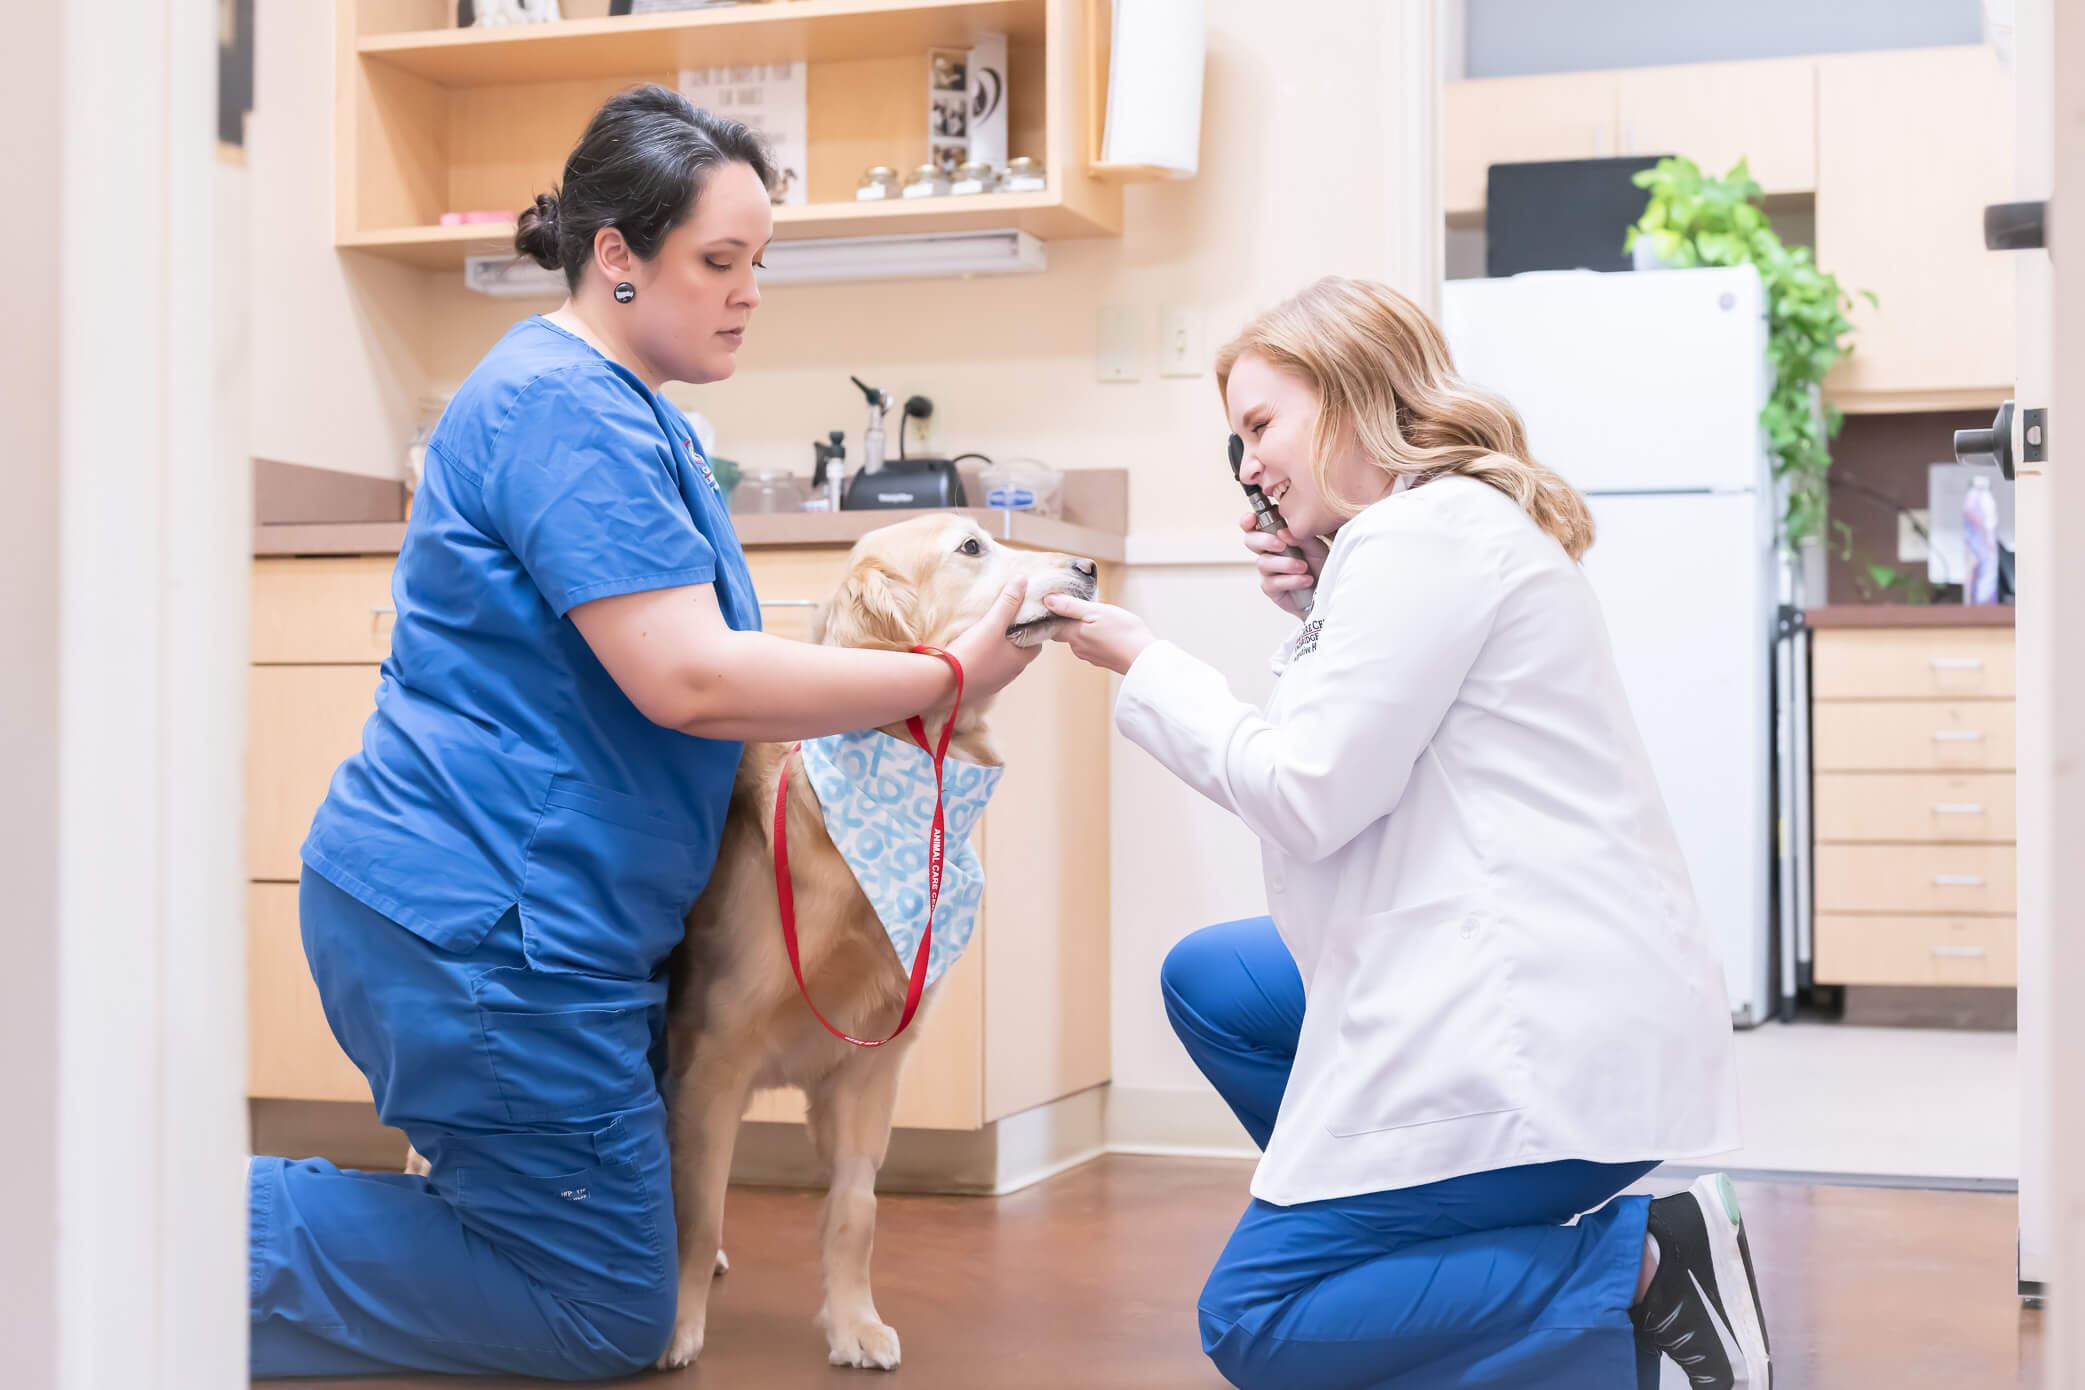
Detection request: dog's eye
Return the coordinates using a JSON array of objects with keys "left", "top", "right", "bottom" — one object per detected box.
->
[{"left": 957, "top": 538, "right": 983, "bottom": 557}]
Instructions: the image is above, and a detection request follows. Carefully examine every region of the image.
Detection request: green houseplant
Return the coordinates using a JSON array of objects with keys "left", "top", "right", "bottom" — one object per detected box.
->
[{"left": 1625, "top": 157, "right": 1872, "bottom": 551}]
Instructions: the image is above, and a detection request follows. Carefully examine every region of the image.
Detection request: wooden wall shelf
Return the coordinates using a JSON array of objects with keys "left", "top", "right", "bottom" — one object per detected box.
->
[
  {"left": 359, "top": 0, "right": 1047, "bottom": 86},
  {"left": 341, "top": 190, "right": 1114, "bottom": 269},
  {"left": 337, "top": 0, "right": 1123, "bottom": 263}
]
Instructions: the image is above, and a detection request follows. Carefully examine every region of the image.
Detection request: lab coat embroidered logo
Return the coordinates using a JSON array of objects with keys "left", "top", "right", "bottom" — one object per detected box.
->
[{"left": 1294, "top": 618, "right": 1325, "bottom": 660}]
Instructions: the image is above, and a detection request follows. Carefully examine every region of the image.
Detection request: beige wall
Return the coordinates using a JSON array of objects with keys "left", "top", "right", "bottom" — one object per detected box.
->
[
  {"left": 259, "top": 0, "right": 1409, "bottom": 532},
  {"left": 250, "top": 0, "right": 430, "bottom": 480}
]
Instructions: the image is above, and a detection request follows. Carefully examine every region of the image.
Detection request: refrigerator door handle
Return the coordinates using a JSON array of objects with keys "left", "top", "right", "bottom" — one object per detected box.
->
[
  {"left": 1932, "top": 730, "right": 1987, "bottom": 742},
  {"left": 1934, "top": 874, "right": 1988, "bottom": 887},
  {"left": 1933, "top": 803, "right": 1986, "bottom": 815},
  {"left": 1934, "top": 946, "right": 1989, "bottom": 958},
  {"left": 1930, "top": 657, "right": 1986, "bottom": 671}
]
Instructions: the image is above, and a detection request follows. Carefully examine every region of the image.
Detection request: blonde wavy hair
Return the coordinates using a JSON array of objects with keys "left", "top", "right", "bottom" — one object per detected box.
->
[{"left": 1214, "top": 276, "right": 1595, "bottom": 560}]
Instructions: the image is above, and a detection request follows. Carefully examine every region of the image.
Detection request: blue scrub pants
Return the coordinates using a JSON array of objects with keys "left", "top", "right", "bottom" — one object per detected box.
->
[
  {"left": 1163, "top": 917, "right": 1660, "bottom": 1390},
  {"left": 248, "top": 871, "right": 678, "bottom": 1377}
]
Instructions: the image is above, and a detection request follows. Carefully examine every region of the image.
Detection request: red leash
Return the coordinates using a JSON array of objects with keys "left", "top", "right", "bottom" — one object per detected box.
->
[{"left": 775, "top": 645, "right": 963, "bottom": 1048}]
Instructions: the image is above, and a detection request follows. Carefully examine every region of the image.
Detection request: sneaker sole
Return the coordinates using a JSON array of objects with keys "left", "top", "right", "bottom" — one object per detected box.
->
[{"left": 1693, "top": 1173, "right": 1773, "bottom": 1388}]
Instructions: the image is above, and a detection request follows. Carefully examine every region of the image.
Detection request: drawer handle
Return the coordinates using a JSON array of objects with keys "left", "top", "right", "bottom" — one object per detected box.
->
[
  {"left": 1930, "top": 657, "right": 1985, "bottom": 670},
  {"left": 1932, "top": 803, "right": 1985, "bottom": 815},
  {"left": 1931, "top": 730, "right": 1986, "bottom": 742},
  {"left": 759, "top": 599, "right": 819, "bottom": 609},
  {"left": 1933, "top": 946, "right": 1987, "bottom": 958},
  {"left": 1933, "top": 874, "right": 1986, "bottom": 887},
  {"left": 370, "top": 606, "right": 396, "bottom": 616}
]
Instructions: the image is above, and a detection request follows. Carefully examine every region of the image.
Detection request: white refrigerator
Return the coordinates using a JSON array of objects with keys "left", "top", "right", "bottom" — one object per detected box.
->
[{"left": 1442, "top": 267, "right": 1778, "bottom": 1026}]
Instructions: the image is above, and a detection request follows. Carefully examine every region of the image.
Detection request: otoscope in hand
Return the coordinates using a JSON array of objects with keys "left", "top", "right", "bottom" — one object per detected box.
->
[{"left": 1231, "top": 433, "right": 1315, "bottom": 619}]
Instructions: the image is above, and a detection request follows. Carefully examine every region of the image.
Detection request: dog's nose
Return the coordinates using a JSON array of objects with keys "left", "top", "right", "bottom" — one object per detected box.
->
[{"left": 1069, "top": 557, "right": 1097, "bottom": 579}]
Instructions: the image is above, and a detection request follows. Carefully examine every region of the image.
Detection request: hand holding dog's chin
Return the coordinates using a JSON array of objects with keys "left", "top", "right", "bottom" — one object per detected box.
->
[{"left": 1041, "top": 595, "right": 1155, "bottom": 676}]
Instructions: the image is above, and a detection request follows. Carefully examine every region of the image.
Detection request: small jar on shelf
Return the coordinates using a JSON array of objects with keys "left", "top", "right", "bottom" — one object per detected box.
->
[
  {"left": 1000, "top": 156, "right": 1047, "bottom": 193},
  {"left": 903, "top": 163, "right": 952, "bottom": 199},
  {"left": 855, "top": 166, "right": 901, "bottom": 201}
]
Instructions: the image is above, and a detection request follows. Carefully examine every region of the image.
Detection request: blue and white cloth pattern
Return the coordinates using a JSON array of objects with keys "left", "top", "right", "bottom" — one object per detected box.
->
[{"left": 796, "top": 728, "right": 1004, "bottom": 988}]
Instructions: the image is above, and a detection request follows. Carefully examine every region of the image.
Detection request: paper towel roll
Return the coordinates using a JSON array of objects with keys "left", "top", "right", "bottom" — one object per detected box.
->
[{"left": 1100, "top": 0, "right": 1206, "bottom": 177}]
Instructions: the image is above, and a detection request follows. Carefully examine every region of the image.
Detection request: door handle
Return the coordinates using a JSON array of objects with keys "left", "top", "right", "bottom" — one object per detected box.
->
[
  {"left": 370, "top": 606, "right": 396, "bottom": 616},
  {"left": 759, "top": 599, "right": 819, "bottom": 609},
  {"left": 1931, "top": 730, "right": 1986, "bottom": 742},
  {"left": 1933, "top": 946, "right": 1988, "bottom": 958},
  {"left": 1933, "top": 874, "right": 1986, "bottom": 887},
  {"left": 1930, "top": 658, "right": 1984, "bottom": 670},
  {"left": 1932, "top": 804, "right": 1985, "bottom": 815},
  {"left": 1954, "top": 399, "right": 2016, "bottom": 480},
  {"left": 1985, "top": 200, "right": 2047, "bottom": 251}
]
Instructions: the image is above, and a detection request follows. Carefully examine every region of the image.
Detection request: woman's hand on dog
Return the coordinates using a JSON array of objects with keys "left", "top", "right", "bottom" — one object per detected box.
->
[
  {"left": 1040, "top": 594, "right": 1156, "bottom": 676},
  {"left": 947, "top": 578, "right": 1045, "bottom": 697},
  {"left": 1239, "top": 508, "right": 1327, "bottom": 614}
]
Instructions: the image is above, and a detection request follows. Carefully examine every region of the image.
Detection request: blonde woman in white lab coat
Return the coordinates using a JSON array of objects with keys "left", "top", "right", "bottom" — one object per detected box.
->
[{"left": 1044, "top": 277, "right": 1771, "bottom": 1390}]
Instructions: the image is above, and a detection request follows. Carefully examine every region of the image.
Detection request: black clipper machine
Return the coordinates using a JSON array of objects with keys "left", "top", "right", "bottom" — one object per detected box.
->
[{"left": 1230, "top": 433, "right": 1314, "bottom": 619}]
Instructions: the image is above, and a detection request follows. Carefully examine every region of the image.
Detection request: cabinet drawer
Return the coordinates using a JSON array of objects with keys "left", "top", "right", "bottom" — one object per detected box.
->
[
  {"left": 249, "top": 882, "right": 371, "bottom": 1102},
  {"left": 1813, "top": 913, "right": 2016, "bottom": 988},
  {"left": 1813, "top": 773, "right": 2016, "bottom": 843},
  {"left": 1811, "top": 628, "right": 2014, "bottom": 700},
  {"left": 247, "top": 665, "right": 379, "bottom": 880},
  {"left": 745, "top": 548, "right": 849, "bottom": 643},
  {"left": 253, "top": 556, "right": 398, "bottom": 664},
  {"left": 1811, "top": 700, "right": 2014, "bottom": 772},
  {"left": 1815, "top": 844, "right": 2015, "bottom": 915}
]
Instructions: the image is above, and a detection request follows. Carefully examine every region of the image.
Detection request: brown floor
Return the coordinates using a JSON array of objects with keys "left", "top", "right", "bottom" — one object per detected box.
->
[{"left": 274, "top": 1155, "right": 2042, "bottom": 1389}]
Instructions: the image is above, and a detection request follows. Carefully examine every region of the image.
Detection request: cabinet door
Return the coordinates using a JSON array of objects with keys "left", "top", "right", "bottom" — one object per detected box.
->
[
  {"left": 249, "top": 882, "right": 371, "bottom": 1102},
  {"left": 1443, "top": 72, "right": 1623, "bottom": 216},
  {"left": 1617, "top": 58, "right": 1816, "bottom": 195},
  {"left": 247, "top": 665, "right": 380, "bottom": 881},
  {"left": 1817, "top": 46, "right": 2016, "bottom": 409}
]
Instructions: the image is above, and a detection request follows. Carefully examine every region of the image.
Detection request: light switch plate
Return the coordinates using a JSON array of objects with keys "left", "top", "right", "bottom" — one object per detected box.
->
[
  {"left": 1899, "top": 509, "right": 1931, "bottom": 563},
  {"left": 1160, "top": 306, "right": 1205, "bottom": 378},
  {"left": 1098, "top": 306, "right": 1142, "bottom": 383}
]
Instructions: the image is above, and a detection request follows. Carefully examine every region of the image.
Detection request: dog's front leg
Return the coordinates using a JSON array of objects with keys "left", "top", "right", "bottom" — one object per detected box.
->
[
  {"left": 807, "top": 1044, "right": 910, "bottom": 1370},
  {"left": 656, "top": 1054, "right": 755, "bottom": 1371}
]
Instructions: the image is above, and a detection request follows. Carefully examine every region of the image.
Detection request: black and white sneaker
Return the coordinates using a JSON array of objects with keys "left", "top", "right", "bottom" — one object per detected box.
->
[{"left": 1630, "top": 1173, "right": 1772, "bottom": 1388}]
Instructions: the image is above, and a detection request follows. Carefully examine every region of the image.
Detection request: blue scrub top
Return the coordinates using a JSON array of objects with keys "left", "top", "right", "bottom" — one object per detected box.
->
[{"left": 303, "top": 316, "right": 761, "bottom": 981}]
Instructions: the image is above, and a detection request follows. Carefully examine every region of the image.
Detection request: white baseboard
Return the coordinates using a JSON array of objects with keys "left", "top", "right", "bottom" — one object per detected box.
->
[
  {"left": 732, "top": 1085, "right": 1109, "bottom": 1197},
  {"left": 1104, "top": 1085, "right": 1258, "bottom": 1160}
]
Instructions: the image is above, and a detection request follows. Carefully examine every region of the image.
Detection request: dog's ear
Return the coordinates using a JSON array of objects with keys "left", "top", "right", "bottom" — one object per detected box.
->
[{"left": 818, "top": 557, "right": 922, "bottom": 651}]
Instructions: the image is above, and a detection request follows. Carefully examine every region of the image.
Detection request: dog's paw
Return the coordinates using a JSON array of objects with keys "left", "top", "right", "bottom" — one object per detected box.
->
[
  {"left": 714, "top": 1247, "right": 730, "bottom": 1276},
  {"left": 655, "top": 1316, "right": 705, "bottom": 1371},
  {"left": 824, "top": 1314, "right": 901, "bottom": 1371}
]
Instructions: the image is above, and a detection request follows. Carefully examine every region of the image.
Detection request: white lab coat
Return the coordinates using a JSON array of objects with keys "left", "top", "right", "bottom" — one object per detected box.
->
[{"left": 1116, "top": 474, "right": 1741, "bottom": 1206}]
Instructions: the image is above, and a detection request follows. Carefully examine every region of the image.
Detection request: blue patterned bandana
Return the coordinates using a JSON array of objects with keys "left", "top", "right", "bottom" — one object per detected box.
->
[{"left": 795, "top": 728, "right": 1004, "bottom": 987}]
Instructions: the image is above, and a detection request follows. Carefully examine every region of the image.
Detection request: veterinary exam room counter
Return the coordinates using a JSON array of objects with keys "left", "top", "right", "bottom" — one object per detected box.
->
[{"left": 246, "top": 466, "right": 1125, "bottom": 1196}]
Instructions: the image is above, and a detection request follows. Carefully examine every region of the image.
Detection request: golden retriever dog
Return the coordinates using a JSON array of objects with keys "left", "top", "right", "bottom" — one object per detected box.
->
[{"left": 655, "top": 515, "right": 1098, "bottom": 1371}]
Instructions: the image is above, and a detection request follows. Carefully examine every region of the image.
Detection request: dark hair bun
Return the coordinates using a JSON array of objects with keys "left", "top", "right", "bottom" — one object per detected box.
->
[{"left": 515, "top": 192, "right": 563, "bottom": 270}]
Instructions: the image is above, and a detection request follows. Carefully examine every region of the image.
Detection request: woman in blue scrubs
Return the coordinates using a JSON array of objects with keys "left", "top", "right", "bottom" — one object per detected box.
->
[{"left": 247, "top": 86, "right": 1039, "bottom": 1378}]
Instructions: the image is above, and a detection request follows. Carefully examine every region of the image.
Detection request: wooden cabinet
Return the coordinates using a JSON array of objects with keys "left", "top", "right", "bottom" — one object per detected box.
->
[
  {"left": 246, "top": 539, "right": 1113, "bottom": 1134},
  {"left": 1444, "top": 71, "right": 1622, "bottom": 216},
  {"left": 1810, "top": 621, "right": 2017, "bottom": 989},
  {"left": 737, "top": 545, "right": 1113, "bottom": 1131},
  {"left": 1615, "top": 58, "right": 1818, "bottom": 196},
  {"left": 1444, "top": 46, "right": 2015, "bottom": 408},
  {"left": 1445, "top": 58, "right": 1816, "bottom": 219},
  {"left": 1816, "top": 46, "right": 2017, "bottom": 413}
]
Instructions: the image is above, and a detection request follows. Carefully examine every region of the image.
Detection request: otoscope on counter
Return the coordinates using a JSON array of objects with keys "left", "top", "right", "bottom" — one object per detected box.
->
[{"left": 1231, "top": 432, "right": 1314, "bottom": 619}]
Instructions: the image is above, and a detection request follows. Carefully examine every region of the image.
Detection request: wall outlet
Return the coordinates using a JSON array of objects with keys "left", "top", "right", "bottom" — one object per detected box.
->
[
  {"left": 1098, "top": 306, "right": 1142, "bottom": 383},
  {"left": 1899, "top": 509, "right": 1931, "bottom": 563},
  {"left": 1160, "top": 306, "right": 1205, "bottom": 378}
]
